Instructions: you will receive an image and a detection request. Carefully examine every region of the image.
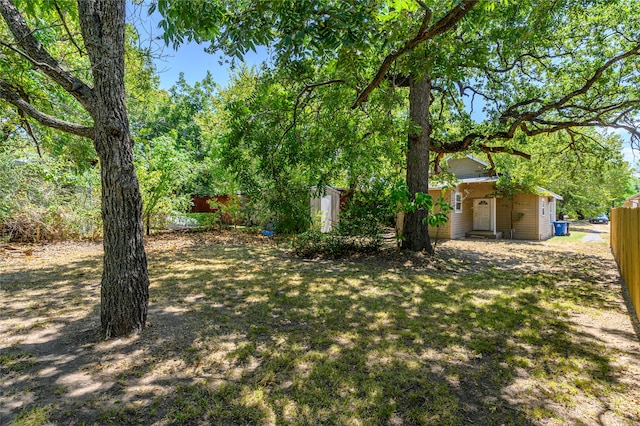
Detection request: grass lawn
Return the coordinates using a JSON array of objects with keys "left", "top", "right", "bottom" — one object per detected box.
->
[{"left": 1, "top": 227, "right": 639, "bottom": 425}]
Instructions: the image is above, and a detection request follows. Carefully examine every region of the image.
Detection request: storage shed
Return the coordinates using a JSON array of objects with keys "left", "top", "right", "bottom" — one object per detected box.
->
[{"left": 310, "top": 186, "right": 342, "bottom": 232}]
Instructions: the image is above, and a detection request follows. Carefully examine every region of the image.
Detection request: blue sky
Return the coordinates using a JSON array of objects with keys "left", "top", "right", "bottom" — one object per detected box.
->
[
  {"left": 152, "top": 41, "right": 267, "bottom": 89},
  {"left": 127, "top": 1, "right": 267, "bottom": 89},
  {"left": 154, "top": 42, "right": 223, "bottom": 88}
]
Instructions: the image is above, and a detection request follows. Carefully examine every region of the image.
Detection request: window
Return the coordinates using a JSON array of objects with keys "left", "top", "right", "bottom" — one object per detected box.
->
[
  {"left": 453, "top": 192, "right": 462, "bottom": 213},
  {"left": 541, "top": 199, "right": 546, "bottom": 216}
]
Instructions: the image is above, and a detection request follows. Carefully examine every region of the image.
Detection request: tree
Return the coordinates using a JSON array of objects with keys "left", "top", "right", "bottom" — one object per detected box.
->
[
  {"left": 156, "top": 0, "right": 477, "bottom": 252},
  {"left": 403, "top": 76, "right": 433, "bottom": 250},
  {"left": 131, "top": 72, "right": 236, "bottom": 197},
  {"left": 217, "top": 65, "right": 406, "bottom": 232},
  {"left": 158, "top": 0, "right": 640, "bottom": 251},
  {"left": 135, "top": 133, "right": 192, "bottom": 235},
  {"left": 0, "top": 0, "right": 149, "bottom": 337},
  {"left": 136, "top": 73, "right": 215, "bottom": 159},
  {"left": 493, "top": 130, "right": 632, "bottom": 217}
]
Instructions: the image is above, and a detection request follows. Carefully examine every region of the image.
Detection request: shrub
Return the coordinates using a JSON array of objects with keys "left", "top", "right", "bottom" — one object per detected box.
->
[
  {"left": 135, "top": 135, "right": 193, "bottom": 235},
  {"left": 0, "top": 153, "right": 101, "bottom": 242},
  {"left": 291, "top": 227, "right": 382, "bottom": 258},
  {"left": 339, "top": 180, "right": 395, "bottom": 231},
  {"left": 291, "top": 180, "right": 394, "bottom": 257},
  {"left": 207, "top": 195, "right": 243, "bottom": 229},
  {"left": 242, "top": 185, "right": 311, "bottom": 234}
]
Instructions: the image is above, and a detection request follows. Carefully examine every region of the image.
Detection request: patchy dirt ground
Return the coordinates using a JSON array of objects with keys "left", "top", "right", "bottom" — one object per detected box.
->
[{"left": 1, "top": 223, "right": 639, "bottom": 425}]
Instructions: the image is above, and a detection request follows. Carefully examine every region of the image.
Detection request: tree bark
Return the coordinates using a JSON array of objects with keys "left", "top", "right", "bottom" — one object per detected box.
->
[
  {"left": 78, "top": 0, "right": 149, "bottom": 337},
  {"left": 0, "top": 0, "right": 149, "bottom": 338},
  {"left": 403, "top": 75, "right": 433, "bottom": 253}
]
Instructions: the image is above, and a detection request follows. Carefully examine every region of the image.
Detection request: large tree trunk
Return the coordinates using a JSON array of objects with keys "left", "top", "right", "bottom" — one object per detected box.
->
[
  {"left": 403, "top": 75, "right": 433, "bottom": 253},
  {"left": 0, "top": 0, "right": 148, "bottom": 337},
  {"left": 79, "top": 0, "right": 149, "bottom": 337}
]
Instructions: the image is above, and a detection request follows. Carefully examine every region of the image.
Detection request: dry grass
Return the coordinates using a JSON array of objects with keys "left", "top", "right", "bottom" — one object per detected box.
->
[{"left": 1, "top": 224, "right": 639, "bottom": 425}]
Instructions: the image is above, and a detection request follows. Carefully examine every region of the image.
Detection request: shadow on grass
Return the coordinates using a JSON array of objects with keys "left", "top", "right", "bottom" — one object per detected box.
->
[
  {"left": 1, "top": 256, "right": 104, "bottom": 425},
  {"left": 2, "top": 234, "right": 639, "bottom": 424}
]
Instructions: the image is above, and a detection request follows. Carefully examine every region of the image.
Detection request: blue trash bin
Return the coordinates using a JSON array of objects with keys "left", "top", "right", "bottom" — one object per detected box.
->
[{"left": 553, "top": 221, "right": 568, "bottom": 236}]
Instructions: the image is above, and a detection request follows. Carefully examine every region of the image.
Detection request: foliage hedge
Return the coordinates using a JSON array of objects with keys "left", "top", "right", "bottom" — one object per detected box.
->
[{"left": 291, "top": 227, "right": 382, "bottom": 258}]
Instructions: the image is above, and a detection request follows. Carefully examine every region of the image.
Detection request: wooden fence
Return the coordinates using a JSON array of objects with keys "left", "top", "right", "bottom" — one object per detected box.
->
[{"left": 610, "top": 207, "right": 640, "bottom": 321}]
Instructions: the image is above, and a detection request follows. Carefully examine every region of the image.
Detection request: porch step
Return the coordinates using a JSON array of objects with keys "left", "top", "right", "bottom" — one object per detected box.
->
[{"left": 465, "top": 231, "right": 503, "bottom": 239}]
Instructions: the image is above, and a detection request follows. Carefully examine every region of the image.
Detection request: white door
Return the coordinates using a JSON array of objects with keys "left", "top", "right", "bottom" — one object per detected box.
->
[
  {"left": 473, "top": 199, "right": 492, "bottom": 230},
  {"left": 320, "top": 194, "right": 332, "bottom": 232}
]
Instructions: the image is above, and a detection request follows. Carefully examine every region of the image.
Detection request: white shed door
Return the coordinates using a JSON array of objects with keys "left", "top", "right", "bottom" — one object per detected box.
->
[
  {"left": 320, "top": 194, "right": 332, "bottom": 232},
  {"left": 473, "top": 199, "right": 491, "bottom": 230}
]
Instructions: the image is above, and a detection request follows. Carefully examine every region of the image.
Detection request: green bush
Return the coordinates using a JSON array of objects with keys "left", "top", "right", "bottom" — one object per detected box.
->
[
  {"left": 270, "top": 186, "right": 311, "bottom": 234},
  {"left": 339, "top": 180, "right": 395, "bottom": 232},
  {"left": 291, "top": 181, "right": 394, "bottom": 257},
  {"left": 0, "top": 153, "right": 101, "bottom": 242},
  {"left": 291, "top": 227, "right": 381, "bottom": 258},
  {"left": 242, "top": 185, "right": 311, "bottom": 234},
  {"left": 135, "top": 135, "right": 193, "bottom": 235}
]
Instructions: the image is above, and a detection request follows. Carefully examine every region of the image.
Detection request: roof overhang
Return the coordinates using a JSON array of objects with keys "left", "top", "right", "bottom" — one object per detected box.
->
[
  {"left": 625, "top": 193, "right": 640, "bottom": 202},
  {"left": 536, "top": 186, "right": 563, "bottom": 200},
  {"left": 428, "top": 176, "right": 498, "bottom": 190}
]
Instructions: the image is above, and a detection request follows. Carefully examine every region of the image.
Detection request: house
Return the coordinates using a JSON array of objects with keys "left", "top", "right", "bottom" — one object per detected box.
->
[
  {"left": 623, "top": 193, "right": 640, "bottom": 208},
  {"left": 428, "top": 155, "right": 563, "bottom": 240},
  {"left": 310, "top": 186, "right": 343, "bottom": 232}
]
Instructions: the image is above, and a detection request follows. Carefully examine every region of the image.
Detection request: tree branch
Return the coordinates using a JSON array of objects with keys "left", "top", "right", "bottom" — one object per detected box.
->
[
  {"left": 607, "top": 123, "right": 640, "bottom": 142},
  {"left": 13, "top": 85, "right": 43, "bottom": 157},
  {"left": 53, "top": 0, "right": 85, "bottom": 56},
  {"left": 352, "top": 0, "right": 479, "bottom": 108},
  {"left": 479, "top": 145, "right": 531, "bottom": 160},
  {"left": 20, "top": 115, "right": 43, "bottom": 158},
  {"left": 0, "top": 0, "right": 95, "bottom": 114},
  {"left": 502, "top": 43, "right": 640, "bottom": 134},
  {"left": 430, "top": 134, "right": 532, "bottom": 160},
  {"left": 0, "top": 79, "right": 94, "bottom": 139},
  {"left": 415, "top": 1, "right": 433, "bottom": 35},
  {"left": 280, "top": 79, "right": 345, "bottom": 142},
  {"left": 434, "top": 43, "right": 640, "bottom": 158}
]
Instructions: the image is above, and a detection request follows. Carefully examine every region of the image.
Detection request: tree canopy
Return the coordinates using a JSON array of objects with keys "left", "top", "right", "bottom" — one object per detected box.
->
[
  {"left": 157, "top": 0, "right": 639, "bottom": 249},
  {"left": 157, "top": 0, "right": 640, "bottom": 156},
  {"left": 2, "top": 1, "right": 637, "bottom": 255}
]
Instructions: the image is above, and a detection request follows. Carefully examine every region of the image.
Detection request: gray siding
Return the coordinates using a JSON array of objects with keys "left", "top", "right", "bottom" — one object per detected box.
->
[{"left": 443, "top": 157, "right": 490, "bottom": 179}]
